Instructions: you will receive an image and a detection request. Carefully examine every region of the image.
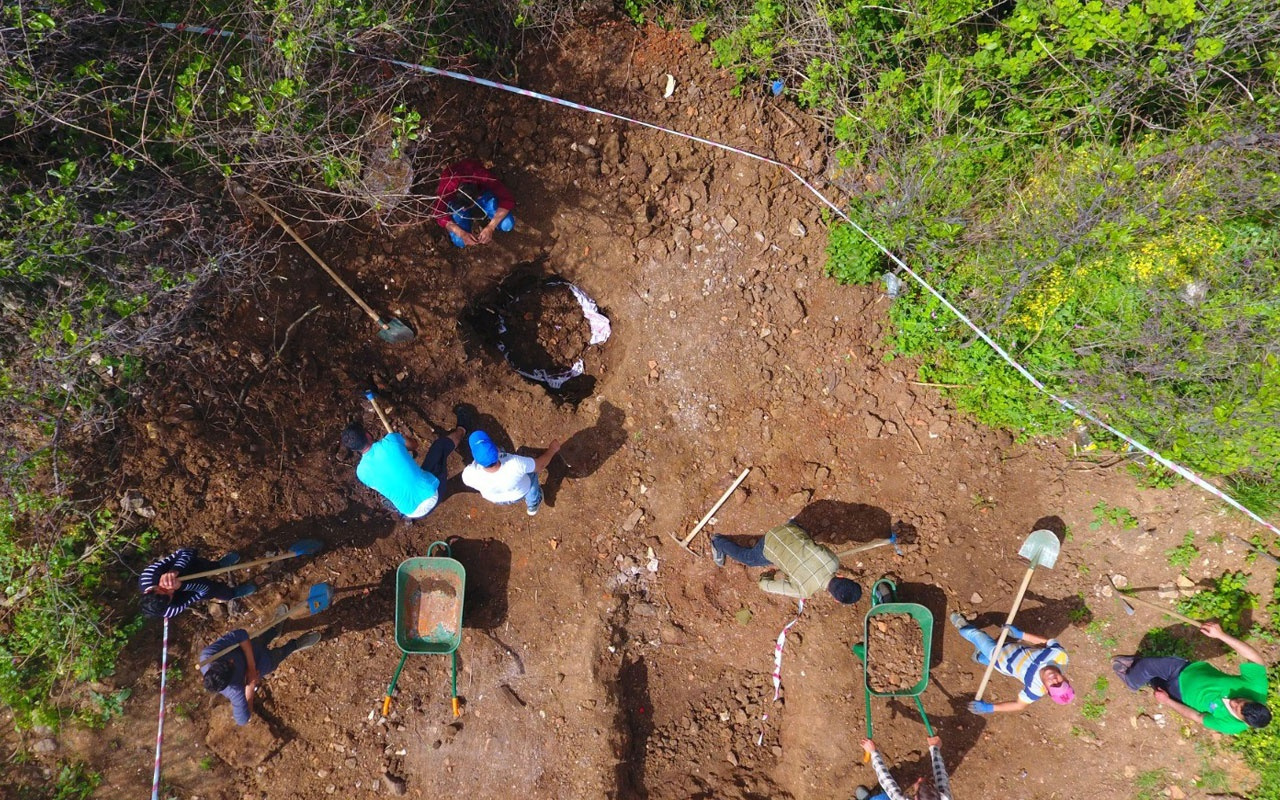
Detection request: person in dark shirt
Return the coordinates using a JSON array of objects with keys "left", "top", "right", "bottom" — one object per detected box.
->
[
  {"left": 139, "top": 548, "right": 257, "bottom": 619},
  {"left": 199, "top": 624, "right": 322, "bottom": 725}
]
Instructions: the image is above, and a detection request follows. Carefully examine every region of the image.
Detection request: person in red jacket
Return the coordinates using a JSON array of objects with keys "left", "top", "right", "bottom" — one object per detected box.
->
[{"left": 431, "top": 159, "right": 516, "bottom": 247}]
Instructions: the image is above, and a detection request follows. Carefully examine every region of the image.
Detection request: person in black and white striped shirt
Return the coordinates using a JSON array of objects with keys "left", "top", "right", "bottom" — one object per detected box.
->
[
  {"left": 857, "top": 736, "right": 952, "bottom": 800},
  {"left": 139, "top": 548, "right": 256, "bottom": 619}
]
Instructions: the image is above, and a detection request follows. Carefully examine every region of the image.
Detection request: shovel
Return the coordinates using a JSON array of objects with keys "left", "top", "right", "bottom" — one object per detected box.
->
[
  {"left": 671, "top": 468, "right": 751, "bottom": 555},
  {"left": 365, "top": 390, "right": 395, "bottom": 435},
  {"left": 1109, "top": 576, "right": 1201, "bottom": 626},
  {"left": 248, "top": 192, "right": 415, "bottom": 344},
  {"left": 180, "top": 539, "right": 324, "bottom": 581},
  {"left": 974, "top": 529, "right": 1061, "bottom": 701},
  {"left": 198, "top": 583, "right": 333, "bottom": 668}
]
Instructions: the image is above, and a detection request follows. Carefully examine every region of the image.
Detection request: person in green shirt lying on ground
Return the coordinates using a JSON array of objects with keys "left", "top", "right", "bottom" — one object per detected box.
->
[{"left": 1112, "top": 620, "right": 1270, "bottom": 735}]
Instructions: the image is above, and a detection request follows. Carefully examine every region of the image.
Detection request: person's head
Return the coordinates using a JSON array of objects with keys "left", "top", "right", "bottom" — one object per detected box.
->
[
  {"left": 203, "top": 660, "right": 233, "bottom": 693},
  {"left": 468, "top": 430, "right": 500, "bottom": 468},
  {"left": 448, "top": 182, "right": 485, "bottom": 223},
  {"left": 1041, "top": 666, "right": 1074, "bottom": 704},
  {"left": 341, "top": 423, "right": 372, "bottom": 453},
  {"left": 826, "top": 577, "right": 862, "bottom": 605},
  {"left": 912, "top": 778, "right": 942, "bottom": 800},
  {"left": 1236, "top": 698, "right": 1272, "bottom": 728},
  {"left": 139, "top": 592, "right": 172, "bottom": 618}
]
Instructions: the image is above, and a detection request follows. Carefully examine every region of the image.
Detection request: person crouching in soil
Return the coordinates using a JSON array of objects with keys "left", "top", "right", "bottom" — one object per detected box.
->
[
  {"left": 709, "top": 520, "right": 863, "bottom": 605},
  {"left": 341, "top": 405, "right": 470, "bottom": 520},
  {"left": 432, "top": 158, "right": 515, "bottom": 248},
  {"left": 461, "top": 430, "right": 561, "bottom": 517},
  {"left": 200, "top": 625, "right": 321, "bottom": 725},
  {"left": 139, "top": 547, "right": 257, "bottom": 619},
  {"left": 857, "top": 736, "right": 952, "bottom": 800},
  {"left": 1112, "top": 620, "right": 1270, "bottom": 735},
  {"left": 951, "top": 616, "right": 1075, "bottom": 714}
]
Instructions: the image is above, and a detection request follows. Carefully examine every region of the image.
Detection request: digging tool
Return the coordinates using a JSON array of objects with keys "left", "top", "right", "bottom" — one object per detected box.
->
[
  {"left": 670, "top": 467, "right": 751, "bottom": 554},
  {"left": 180, "top": 539, "right": 324, "bottom": 581},
  {"left": 248, "top": 191, "right": 415, "bottom": 344},
  {"left": 1109, "top": 576, "right": 1202, "bottom": 626},
  {"left": 1229, "top": 533, "right": 1280, "bottom": 566},
  {"left": 364, "top": 390, "right": 394, "bottom": 434},
  {"left": 974, "top": 529, "right": 1061, "bottom": 702},
  {"left": 835, "top": 535, "right": 898, "bottom": 559},
  {"left": 198, "top": 583, "right": 333, "bottom": 668}
]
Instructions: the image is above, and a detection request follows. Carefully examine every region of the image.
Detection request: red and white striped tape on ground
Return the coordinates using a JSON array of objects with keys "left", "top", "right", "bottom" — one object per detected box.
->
[
  {"left": 142, "top": 20, "right": 1279, "bottom": 539},
  {"left": 151, "top": 617, "right": 169, "bottom": 800},
  {"left": 759, "top": 600, "right": 804, "bottom": 746}
]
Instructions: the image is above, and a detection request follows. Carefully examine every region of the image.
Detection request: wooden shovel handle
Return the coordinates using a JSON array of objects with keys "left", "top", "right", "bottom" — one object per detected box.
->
[
  {"left": 368, "top": 395, "right": 394, "bottom": 435},
  {"left": 248, "top": 191, "right": 385, "bottom": 326},
  {"left": 679, "top": 468, "right": 751, "bottom": 547},
  {"left": 181, "top": 551, "right": 297, "bottom": 581},
  {"left": 1120, "top": 592, "right": 1202, "bottom": 626},
  {"left": 197, "top": 604, "right": 293, "bottom": 668},
  {"left": 974, "top": 564, "right": 1037, "bottom": 702}
]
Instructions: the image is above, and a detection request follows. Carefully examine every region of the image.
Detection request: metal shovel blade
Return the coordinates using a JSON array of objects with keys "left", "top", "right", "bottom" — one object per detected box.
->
[
  {"left": 377, "top": 317, "right": 416, "bottom": 343},
  {"left": 305, "top": 582, "right": 333, "bottom": 614},
  {"left": 1018, "top": 529, "right": 1061, "bottom": 569}
]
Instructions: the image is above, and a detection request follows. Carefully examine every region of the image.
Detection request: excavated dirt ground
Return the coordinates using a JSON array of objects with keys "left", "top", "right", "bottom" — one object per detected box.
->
[{"left": 26, "top": 21, "right": 1276, "bottom": 800}]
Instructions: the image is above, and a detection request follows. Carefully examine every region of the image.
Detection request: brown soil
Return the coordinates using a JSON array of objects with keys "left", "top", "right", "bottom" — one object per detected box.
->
[
  {"left": 21, "top": 19, "right": 1274, "bottom": 800},
  {"left": 502, "top": 282, "right": 595, "bottom": 373},
  {"left": 867, "top": 613, "right": 926, "bottom": 693}
]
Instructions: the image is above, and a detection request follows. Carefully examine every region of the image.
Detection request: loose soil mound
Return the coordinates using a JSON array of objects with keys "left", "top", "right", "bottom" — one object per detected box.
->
[
  {"left": 867, "top": 613, "right": 925, "bottom": 693},
  {"left": 502, "top": 283, "right": 593, "bottom": 372}
]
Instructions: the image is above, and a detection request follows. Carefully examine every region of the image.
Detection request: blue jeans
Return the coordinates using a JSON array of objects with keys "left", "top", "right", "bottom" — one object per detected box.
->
[
  {"left": 710, "top": 535, "right": 774, "bottom": 567},
  {"left": 1119, "top": 656, "right": 1188, "bottom": 701},
  {"left": 958, "top": 623, "right": 997, "bottom": 666},
  {"left": 448, "top": 192, "right": 515, "bottom": 247}
]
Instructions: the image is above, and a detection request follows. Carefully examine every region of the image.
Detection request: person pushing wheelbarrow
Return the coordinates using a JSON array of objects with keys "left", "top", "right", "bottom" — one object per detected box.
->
[{"left": 857, "top": 735, "right": 953, "bottom": 800}]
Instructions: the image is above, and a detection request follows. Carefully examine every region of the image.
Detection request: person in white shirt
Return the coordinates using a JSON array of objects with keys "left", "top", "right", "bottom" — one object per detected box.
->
[{"left": 461, "top": 430, "right": 561, "bottom": 516}]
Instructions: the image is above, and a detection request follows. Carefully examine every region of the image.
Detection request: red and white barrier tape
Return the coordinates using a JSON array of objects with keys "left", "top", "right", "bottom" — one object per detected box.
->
[
  {"left": 151, "top": 617, "right": 169, "bottom": 800},
  {"left": 141, "top": 20, "right": 1279, "bottom": 538},
  {"left": 758, "top": 599, "right": 803, "bottom": 746}
]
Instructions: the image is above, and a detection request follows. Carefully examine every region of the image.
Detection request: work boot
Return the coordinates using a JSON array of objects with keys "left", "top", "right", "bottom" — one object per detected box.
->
[
  {"left": 712, "top": 546, "right": 725, "bottom": 568},
  {"left": 949, "top": 612, "right": 971, "bottom": 631},
  {"left": 217, "top": 552, "right": 241, "bottom": 568},
  {"left": 231, "top": 583, "right": 258, "bottom": 600},
  {"left": 854, "top": 787, "right": 872, "bottom": 800},
  {"left": 291, "top": 631, "right": 322, "bottom": 652},
  {"left": 452, "top": 403, "right": 477, "bottom": 433}
]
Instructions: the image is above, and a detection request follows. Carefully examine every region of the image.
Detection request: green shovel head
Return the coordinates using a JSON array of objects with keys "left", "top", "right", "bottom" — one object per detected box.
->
[
  {"left": 1018, "top": 529, "right": 1061, "bottom": 569},
  {"left": 377, "top": 317, "right": 416, "bottom": 343}
]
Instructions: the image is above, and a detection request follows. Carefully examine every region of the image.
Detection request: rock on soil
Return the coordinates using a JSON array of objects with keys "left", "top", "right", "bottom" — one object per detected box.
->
[{"left": 867, "top": 613, "right": 925, "bottom": 693}]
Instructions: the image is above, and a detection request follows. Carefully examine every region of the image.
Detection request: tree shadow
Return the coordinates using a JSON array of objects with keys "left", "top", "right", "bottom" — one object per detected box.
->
[
  {"left": 543, "top": 400, "right": 627, "bottom": 505},
  {"left": 791, "top": 500, "right": 893, "bottom": 547},
  {"left": 615, "top": 656, "right": 653, "bottom": 799}
]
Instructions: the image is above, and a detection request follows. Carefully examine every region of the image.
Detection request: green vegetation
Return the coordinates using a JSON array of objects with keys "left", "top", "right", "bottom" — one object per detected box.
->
[
  {"left": 707, "top": 0, "right": 1280, "bottom": 498},
  {"left": 1233, "top": 664, "right": 1280, "bottom": 798},
  {"left": 1176, "top": 571, "right": 1256, "bottom": 636},
  {"left": 1166, "top": 531, "right": 1200, "bottom": 569},
  {"left": 1132, "top": 768, "right": 1171, "bottom": 800},
  {"left": 1137, "top": 628, "right": 1195, "bottom": 660},
  {"left": 1090, "top": 503, "right": 1139, "bottom": 531},
  {"left": 1081, "top": 675, "right": 1109, "bottom": 720}
]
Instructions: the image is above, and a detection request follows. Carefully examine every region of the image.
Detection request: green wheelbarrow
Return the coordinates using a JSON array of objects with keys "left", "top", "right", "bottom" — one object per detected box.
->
[
  {"left": 383, "top": 541, "right": 465, "bottom": 717},
  {"left": 852, "top": 577, "right": 934, "bottom": 760}
]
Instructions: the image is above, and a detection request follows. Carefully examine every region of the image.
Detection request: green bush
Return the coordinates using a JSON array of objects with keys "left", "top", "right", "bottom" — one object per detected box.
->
[{"left": 1175, "top": 571, "right": 1256, "bottom": 637}]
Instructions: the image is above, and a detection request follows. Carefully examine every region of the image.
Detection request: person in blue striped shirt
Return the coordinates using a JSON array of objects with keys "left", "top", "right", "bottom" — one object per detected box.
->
[
  {"left": 950, "top": 613, "right": 1075, "bottom": 713},
  {"left": 139, "top": 547, "right": 257, "bottom": 619}
]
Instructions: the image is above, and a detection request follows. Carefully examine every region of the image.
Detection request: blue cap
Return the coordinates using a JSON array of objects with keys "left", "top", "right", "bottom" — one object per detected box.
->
[{"left": 468, "top": 430, "right": 500, "bottom": 467}]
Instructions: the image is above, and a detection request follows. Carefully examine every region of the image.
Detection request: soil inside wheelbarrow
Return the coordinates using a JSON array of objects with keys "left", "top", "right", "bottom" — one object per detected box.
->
[
  {"left": 409, "top": 575, "right": 462, "bottom": 641},
  {"left": 867, "top": 613, "right": 925, "bottom": 693},
  {"left": 502, "top": 283, "right": 593, "bottom": 372}
]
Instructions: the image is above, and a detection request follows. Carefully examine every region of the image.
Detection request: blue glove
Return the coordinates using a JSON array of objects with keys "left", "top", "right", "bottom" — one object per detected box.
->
[
  {"left": 968, "top": 700, "right": 995, "bottom": 715},
  {"left": 1003, "top": 623, "right": 1025, "bottom": 639}
]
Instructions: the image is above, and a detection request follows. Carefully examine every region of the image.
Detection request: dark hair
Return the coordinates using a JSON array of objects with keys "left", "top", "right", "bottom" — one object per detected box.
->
[
  {"left": 1243, "top": 700, "right": 1272, "bottom": 728},
  {"left": 340, "top": 423, "right": 370, "bottom": 452},
  {"left": 827, "top": 577, "right": 863, "bottom": 605},
  {"left": 203, "top": 659, "right": 233, "bottom": 692},
  {"left": 140, "top": 593, "right": 171, "bottom": 618},
  {"left": 915, "top": 782, "right": 942, "bottom": 800}
]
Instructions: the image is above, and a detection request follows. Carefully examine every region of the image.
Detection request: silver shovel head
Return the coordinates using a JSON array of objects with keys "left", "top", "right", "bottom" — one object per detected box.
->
[
  {"left": 377, "top": 317, "right": 416, "bottom": 344},
  {"left": 1018, "top": 529, "right": 1061, "bottom": 569}
]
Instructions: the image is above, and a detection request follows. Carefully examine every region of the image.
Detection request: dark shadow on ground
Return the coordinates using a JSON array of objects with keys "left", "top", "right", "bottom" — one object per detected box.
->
[
  {"left": 886, "top": 674, "right": 988, "bottom": 780},
  {"left": 968, "top": 588, "right": 1086, "bottom": 640},
  {"left": 616, "top": 656, "right": 653, "bottom": 799},
  {"left": 895, "top": 581, "right": 950, "bottom": 668},
  {"left": 543, "top": 400, "right": 627, "bottom": 505},
  {"left": 792, "top": 500, "right": 893, "bottom": 547},
  {"left": 321, "top": 571, "right": 397, "bottom": 639},
  {"left": 1030, "top": 515, "right": 1067, "bottom": 538},
  {"left": 451, "top": 537, "right": 512, "bottom": 630}
]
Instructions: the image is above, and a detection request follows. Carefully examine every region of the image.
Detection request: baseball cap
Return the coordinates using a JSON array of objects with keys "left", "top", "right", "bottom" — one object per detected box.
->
[
  {"left": 1048, "top": 680, "right": 1075, "bottom": 704},
  {"left": 468, "top": 431, "right": 500, "bottom": 467}
]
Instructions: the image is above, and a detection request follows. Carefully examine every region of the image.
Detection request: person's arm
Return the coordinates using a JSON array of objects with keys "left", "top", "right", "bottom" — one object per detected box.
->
[
  {"left": 239, "top": 638, "right": 259, "bottom": 693},
  {"left": 926, "top": 737, "right": 952, "bottom": 799},
  {"left": 532, "top": 440, "right": 561, "bottom": 473},
  {"left": 1154, "top": 688, "right": 1205, "bottom": 725},
  {"left": 227, "top": 685, "right": 253, "bottom": 725},
  {"left": 969, "top": 699, "right": 1031, "bottom": 714},
  {"left": 1004, "top": 625, "right": 1049, "bottom": 646},
  {"left": 139, "top": 548, "right": 191, "bottom": 592},
  {"left": 759, "top": 574, "right": 804, "bottom": 598},
  {"left": 1202, "top": 621, "right": 1265, "bottom": 665},
  {"left": 161, "top": 581, "right": 213, "bottom": 618},
  {"left": 862, "top": 741, "right": 908, "bottom": 800}
]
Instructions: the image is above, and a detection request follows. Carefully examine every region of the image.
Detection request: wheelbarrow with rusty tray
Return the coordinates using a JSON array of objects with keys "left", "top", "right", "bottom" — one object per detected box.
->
[
  {"left": 852, "top": 577, "right": 934, "bottom": 759},
  {"left": 383, "top": 541, "right": 465, "bottom": 717}
]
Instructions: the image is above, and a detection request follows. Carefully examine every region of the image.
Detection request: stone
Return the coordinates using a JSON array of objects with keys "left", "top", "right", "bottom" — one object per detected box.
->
[
  {"left": 1111, "top": 574, "right": 1129, "bottom": 589},
  {"left": 1157, "top": 583, "right": 1178, "bottom": 600},
  {"left": 32, "top": 738, "right": 57, "bottom": 754},
  {"left": 970, "top": 592, "right": 983, "bottom": 605},
  {"left": 722, "top": 214, "right": 738, "bottom": 234},
  {"left": 621, "top": 508, "right": 645, "bottom": 532},
  {"left": 788, "top": 219, "right": 807, "bottom": 238},
  {"left": 381, "top": 774, "right": 406, "bottom": 797}
]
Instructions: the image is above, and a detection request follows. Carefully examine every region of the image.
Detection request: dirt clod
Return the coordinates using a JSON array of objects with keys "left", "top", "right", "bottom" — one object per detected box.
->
[
  {"left": 503, "top": 284, "right": 593, "bottom": 372},
  {"left": 866, "top": 613, "right": 925, "bottom": 693}
]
